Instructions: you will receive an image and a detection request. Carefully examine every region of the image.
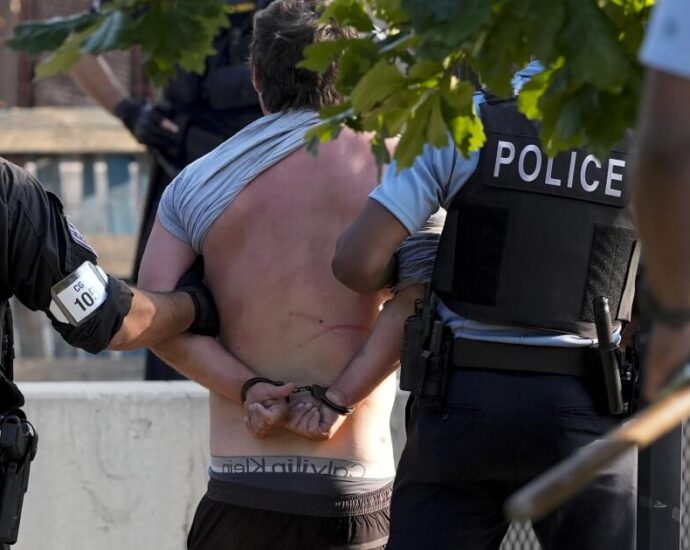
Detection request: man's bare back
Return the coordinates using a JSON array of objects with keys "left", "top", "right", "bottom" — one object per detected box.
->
[{"left": 200, "top": 130, "right": 396, "bottom": 470}]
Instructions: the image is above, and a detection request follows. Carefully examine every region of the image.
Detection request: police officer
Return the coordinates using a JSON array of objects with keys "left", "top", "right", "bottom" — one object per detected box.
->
[
  {"left": 634, "top": 0, "right": 690, "bottom": 399},
  {"left": 0, "top": 157, "right": 218, "bottom": 547},
  {"left": 0, "top": 157, "right": 218, "bottom": 414},
  {"left": 69, "top": 0, "right": 267, "bottom": 379},
  {"left": 330, "top": 61, "right": 639, "bottom": 549}
]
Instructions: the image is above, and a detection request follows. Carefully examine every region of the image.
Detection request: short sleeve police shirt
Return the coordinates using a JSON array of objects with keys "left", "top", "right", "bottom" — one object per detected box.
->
[
  {"left": 640, "top": 0, "right": 690, "bottom": 79},
  {"left": 370, "top": 140, "right": 479, "bottom": 234}
]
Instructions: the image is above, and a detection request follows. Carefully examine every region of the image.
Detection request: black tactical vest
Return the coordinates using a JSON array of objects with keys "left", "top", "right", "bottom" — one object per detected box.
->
[
  {"left": 432, "top": 97, "right": 639, "bottom": 338},
  {"left": 163, "top": 1, "right": 265, "bottom": 139}
]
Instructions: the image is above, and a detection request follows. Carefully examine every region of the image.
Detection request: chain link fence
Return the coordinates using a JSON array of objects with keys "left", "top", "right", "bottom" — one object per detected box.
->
[{"left": 500, "top": 422, "right": 690, "bottom": 549}]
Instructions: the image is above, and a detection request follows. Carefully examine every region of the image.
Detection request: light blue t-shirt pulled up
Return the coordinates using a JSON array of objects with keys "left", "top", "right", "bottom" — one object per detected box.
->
[
  {"left": 370, "top": 61, "right": 619, "bottom": 348},
  {"left": 158, "top": 109, "right": 320, "bottom": 253}
]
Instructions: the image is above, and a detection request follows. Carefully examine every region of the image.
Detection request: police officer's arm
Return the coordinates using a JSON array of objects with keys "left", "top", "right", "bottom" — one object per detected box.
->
[
  {"left": 288, "top": 284, "right": 422, "bottom": 440},
  {"left": 632, "top": 69, "right": 690, "bottom": 397},
  {"left": 292, "top": 211, "right": 447, "bottom": 440},
  {"left": 106, "top": 288, "right": 194, "bottom": 351},
  {"left": 333, "top": 139, "right": 468, "bottom": 293},
  {"left": 333, "top": 200, "right": 410, "bottom": 292},
  {"left": 2, "top": 162, "right": 203, "bottom": 353}
]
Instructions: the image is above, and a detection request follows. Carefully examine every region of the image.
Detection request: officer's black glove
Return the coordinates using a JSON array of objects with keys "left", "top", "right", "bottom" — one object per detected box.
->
[
  {"left": 176, "top": 262, "right": 219, "bottom": 337},
  {"left": 0, "top": 373, "right": 24, "bottom": 414},
  {"left": 114, "top": 99, "right": 185, "bottom": 155}
]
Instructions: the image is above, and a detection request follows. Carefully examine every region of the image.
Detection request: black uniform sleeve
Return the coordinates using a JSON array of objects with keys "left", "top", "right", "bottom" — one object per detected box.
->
[{"left": 0, "top": 160, "right": 132, "bottom": 353}]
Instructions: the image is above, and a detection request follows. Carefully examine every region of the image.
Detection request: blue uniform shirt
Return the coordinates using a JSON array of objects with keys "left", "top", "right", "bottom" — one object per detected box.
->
[
  {"left": 370, "top": 61, "right": 618, "bottom": 348},
  {"left": 640, "top": 0, "right": 690, "bottom": 79}
]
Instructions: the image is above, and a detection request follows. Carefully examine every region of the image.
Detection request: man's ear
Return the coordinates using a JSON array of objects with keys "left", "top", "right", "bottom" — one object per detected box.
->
[{"left": 251, "top": 65, "right": 263, "bottom": 95}]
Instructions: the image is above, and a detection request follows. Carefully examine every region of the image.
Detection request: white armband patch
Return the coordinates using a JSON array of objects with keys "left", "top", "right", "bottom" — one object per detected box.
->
[{"left": 49, "top": 261, "right": 108, "bottom": 325}]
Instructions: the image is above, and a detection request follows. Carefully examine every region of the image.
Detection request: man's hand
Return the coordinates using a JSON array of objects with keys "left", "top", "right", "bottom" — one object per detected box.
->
[
  {"left": 286, "top": 389, "right": 348, "bottom": 441},
  {"left": 644, "top": 322, "right": 690, "bottom": 399},
  {"left": 243, "top": 382, "right": 295, "bottom": 439}
]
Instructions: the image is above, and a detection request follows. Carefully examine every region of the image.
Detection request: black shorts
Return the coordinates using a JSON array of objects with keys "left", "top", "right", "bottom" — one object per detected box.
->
[{"left": 187, "top": 478, "right": 392, "bottom": 550}]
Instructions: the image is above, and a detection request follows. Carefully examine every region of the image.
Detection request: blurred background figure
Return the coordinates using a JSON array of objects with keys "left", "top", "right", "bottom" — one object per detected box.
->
[{"left": 633, "top": 0, "right": 690, "bottom": 398}]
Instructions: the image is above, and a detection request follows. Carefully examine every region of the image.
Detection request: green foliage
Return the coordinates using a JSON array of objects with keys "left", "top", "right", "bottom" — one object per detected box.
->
[
  {"left": 9, "top": 0, "right": 655, "bottom": 168},
  {"left": 302, "top": 0, "right": 655, "bottom": 168},
  {"left": 9, "top": 0, "right": 232, "bottom": 85}
]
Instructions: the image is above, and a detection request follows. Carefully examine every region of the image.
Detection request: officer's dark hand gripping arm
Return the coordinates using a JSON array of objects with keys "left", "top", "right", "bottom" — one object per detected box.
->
[
  {"left": 299, "top": 148, "right": 458, "bottom": 438},
  {"left": 0, "top": 160, "right": 214, "bottom": 356}
]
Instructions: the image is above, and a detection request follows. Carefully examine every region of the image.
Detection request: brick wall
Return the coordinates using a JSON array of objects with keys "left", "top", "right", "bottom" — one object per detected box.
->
[{"left": 0, "top": 0, "right": 149, "bottom": 108}]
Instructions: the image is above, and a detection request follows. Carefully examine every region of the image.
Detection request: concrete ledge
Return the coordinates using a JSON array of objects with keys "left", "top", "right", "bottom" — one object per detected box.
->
[
  {"left": 13, "top": 382, "right": 409, "bottom": 550},
  {"left": 16, "top": 382, "right": 209, "bottom": 550}
]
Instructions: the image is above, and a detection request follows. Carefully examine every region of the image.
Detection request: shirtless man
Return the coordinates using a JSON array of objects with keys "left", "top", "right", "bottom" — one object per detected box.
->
[{"left": 138, "top": 1, "right": 396, "bottom": 548}]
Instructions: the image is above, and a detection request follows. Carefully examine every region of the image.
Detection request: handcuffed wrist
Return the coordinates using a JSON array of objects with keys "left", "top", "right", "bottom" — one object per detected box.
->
[
  {"left": 240, "top": 377, "right": 285, "bottom": 404},
  {"left": 325, "top": 387, "right": 353, "bottom": 411}
]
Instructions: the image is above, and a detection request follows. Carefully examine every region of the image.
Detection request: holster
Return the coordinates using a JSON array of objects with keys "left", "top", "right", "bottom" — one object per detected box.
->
[
  {"left": 0, "top": 303, "right": 38, "bottom": 546},
  {"left": 400, "top": 288, "right": 453, "bottom": 405},
  {"left": 0, "top": 411, "right": 37, "bottom": 545}
]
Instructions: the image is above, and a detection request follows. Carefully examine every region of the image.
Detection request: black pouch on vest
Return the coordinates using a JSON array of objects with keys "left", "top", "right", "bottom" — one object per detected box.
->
[{"left": 400, "top": 313, "right": 429, "bottom": 395}]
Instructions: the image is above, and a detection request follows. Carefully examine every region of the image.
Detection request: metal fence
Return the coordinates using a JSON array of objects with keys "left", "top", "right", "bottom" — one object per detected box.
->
[{"left": 500, "top": 423, "right": 690, "bottom": 549}]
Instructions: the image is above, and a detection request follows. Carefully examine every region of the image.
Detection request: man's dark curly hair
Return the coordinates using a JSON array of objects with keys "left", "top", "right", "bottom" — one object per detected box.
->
[{"left": 250, "top": 0, "right": 356, "bottom": 112}]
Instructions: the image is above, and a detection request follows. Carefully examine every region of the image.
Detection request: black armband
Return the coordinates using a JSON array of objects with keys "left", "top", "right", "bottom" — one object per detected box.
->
[{"left": 50, "top": 276, "right": 133, "bottom": 354}]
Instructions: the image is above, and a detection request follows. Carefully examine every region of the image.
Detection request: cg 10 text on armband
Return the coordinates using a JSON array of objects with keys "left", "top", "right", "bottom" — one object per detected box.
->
[{"left": 48, "top": 261, "right": 108, "bottom": 326}]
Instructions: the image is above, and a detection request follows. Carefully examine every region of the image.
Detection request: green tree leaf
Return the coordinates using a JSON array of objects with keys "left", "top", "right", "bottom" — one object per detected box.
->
[
  {"left": 35, "top": 35, "right": 84, "bottom": 78},
  {"left": 9, "top": 12, "right": 97, "bottom": 55},
  {"left": 82, "top": 11, "right": 130, "bottom": 54},
  {"left": 321, "top": 0, "right": 374, "bottom": 32},
  {"left": 10, "top": 0, "right": 656, "bottom": 168},
  {"left": 395, "top": 93, "right": 433, "bottom": 169},
  {"left": 351, "top": 60, "right": 406, "bottom": 112}
]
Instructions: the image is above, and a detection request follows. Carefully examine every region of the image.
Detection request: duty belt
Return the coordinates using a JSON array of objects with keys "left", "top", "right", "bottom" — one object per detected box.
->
[{"left": 452, "top": 338, "right": 592, "bottom": 377}]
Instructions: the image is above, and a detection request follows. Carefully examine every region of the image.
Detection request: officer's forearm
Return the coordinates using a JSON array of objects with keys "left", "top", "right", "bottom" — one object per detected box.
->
[
  {"left": 70, "top": 55, "right": 128, "bottom": 114},
  {"left": 108, "top": 289, "right": 194, "bottom": 351},
  {"left": 329, "top": 285, "right": 422, "bottom": 408},
  {"left": 150, "top": 335, "right": 257, "bottom": 404},
  {"left": 332, "top": 240, "right": 397, "bottom": 293},
  {"left": 632, "top": 70, "right": 690, "bottom": 309}
]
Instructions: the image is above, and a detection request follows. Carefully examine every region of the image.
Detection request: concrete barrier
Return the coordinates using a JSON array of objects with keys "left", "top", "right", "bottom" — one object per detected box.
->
[{"left": 14, "top": 382, "right": 409, "bottom": 550}]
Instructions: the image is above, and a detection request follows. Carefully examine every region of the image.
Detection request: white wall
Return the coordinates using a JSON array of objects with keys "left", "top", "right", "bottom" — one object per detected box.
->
[{"left": 14, "top": 382, "right": 409, "bottom": 550}]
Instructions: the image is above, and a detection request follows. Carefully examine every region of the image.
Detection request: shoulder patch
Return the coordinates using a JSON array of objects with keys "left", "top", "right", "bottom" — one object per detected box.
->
[{"left": 66, "top": 218, "right": 97, "bottom": 257}]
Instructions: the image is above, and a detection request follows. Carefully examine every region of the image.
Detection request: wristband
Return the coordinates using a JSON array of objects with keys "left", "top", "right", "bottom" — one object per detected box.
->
[
  {"left": 643, "top": 291, "right": 690, "bottom": 328},
  {"left": 240, "top": 377, "right": 285, "bottom": 404}
]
